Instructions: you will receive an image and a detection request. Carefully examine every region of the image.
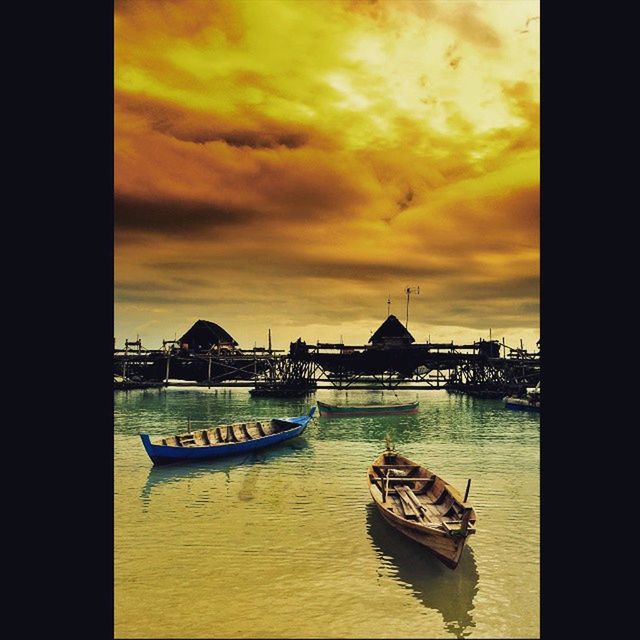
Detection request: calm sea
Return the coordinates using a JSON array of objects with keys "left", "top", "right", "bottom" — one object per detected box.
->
[{"left": 114, "top": 388, "right": 539, "bottom": 638}]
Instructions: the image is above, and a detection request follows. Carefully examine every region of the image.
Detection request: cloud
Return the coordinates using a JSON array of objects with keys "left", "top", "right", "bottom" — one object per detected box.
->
[
  {"left": 114, "top": 0, "right": 540, "bottom": 348},
  {"left": 115, "top": 195, "right": 256, "bottom": 236}
]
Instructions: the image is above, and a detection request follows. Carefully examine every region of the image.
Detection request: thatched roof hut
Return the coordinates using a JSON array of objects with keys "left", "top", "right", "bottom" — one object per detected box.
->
[
  {"left": 178, "top": 319, "right": 238, "bottom": 352},
  {"left": 369, "top": 315, "right": 415, "bottom": 347}
]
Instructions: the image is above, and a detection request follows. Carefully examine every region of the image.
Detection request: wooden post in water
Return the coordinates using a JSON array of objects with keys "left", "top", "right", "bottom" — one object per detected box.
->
[
  {"left": 207, "top": 354, "right": 212, "bottom": 388},
  {"left": 123, "top": 339, "right": 128, "bottom": 381},
  {"left": 464, "top": 478, "right": 472, "bottom": 502},
  {"left": 164, "top": 351, "right": 171, "bottom": 386}
]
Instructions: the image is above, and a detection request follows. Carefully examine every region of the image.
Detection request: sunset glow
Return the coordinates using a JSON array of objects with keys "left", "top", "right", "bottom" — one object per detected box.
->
[{"left": 115, "top": 0, "right": 540, "bottom": 350}]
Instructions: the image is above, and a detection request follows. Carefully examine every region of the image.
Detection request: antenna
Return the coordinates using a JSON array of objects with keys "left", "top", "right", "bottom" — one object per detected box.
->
[
  {"left": 268, "top": 328, "right": 272, "bottom": 353},
  {"left": 387, "top": 294, "right": 391, "bottom": 317},
  {"left": 405, "top": 286, "right": 420, "bottom": 329}
]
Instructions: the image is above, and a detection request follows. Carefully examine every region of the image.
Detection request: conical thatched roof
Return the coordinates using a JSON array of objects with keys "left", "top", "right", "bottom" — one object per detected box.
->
[
  {"left": 179, "top": 319, "right": 238, "bottom": 350},
  {"left": 369, "top": 314, "right": 414, "bottom": 344}
]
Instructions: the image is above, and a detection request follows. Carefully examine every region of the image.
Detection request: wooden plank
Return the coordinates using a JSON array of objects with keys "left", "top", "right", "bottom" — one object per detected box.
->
[
  {"left": 373, "top": 465, "right": 421, "bottom": 470},
  {"left": 396, "top": 492, "right": 417, "bottom": 518},
  {"left": 396, "top": 486, "right": 422, "bottom": 519},
  {"left": 371, "top": 476, "right": 423, "bottom": 484}
]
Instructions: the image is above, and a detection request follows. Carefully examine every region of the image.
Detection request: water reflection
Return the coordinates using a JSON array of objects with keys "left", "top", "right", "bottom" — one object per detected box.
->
[
  {"left": 140, "top": 437, "right": 311, "bottom": 505},
  {"left": 315, "top": 412, "right": 423, "bottom": 443},
  {"left": 365, "top": 503, "right": 479, "bottom": 638}
]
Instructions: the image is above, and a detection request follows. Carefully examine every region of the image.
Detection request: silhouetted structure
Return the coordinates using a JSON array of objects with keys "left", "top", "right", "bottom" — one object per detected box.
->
[
  {"left": 179, "top": 319, "right": 238, "bottom": 353},
  {"left": 369, "top": 315, "right": 415, "bottom": 347}
]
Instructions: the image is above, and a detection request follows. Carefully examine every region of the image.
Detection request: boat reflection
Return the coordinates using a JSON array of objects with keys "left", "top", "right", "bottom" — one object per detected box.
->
[
  {"left": 365, "top": 503, "right": 479, "bottom": 638},
  {"left": 140, "top": 436, "right": 311, "bottom": 505}
]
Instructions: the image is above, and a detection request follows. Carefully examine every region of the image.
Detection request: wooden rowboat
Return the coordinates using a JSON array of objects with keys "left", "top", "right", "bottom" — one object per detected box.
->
[
  {"left": 140, "top": 407, "right": 316, "bottom": 466},
  {"left": 317, "top": 400, "right": 418, "bottom": 417},
  {"left": 367, "top": 449, "right": 477, "bottom": 569}
]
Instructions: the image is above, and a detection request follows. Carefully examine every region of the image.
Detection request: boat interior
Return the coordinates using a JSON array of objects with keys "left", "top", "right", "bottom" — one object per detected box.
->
[
  {"left": 369, "top": 453, "right": 476, "bottom": 534},
  {"left": 152, "top": 419, "right": 295, "bottom": 448}
]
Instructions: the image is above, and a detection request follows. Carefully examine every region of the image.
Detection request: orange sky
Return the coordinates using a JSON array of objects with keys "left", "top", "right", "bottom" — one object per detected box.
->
[{"left": 114, "top": 0, "right": 540, "bottom": 351}]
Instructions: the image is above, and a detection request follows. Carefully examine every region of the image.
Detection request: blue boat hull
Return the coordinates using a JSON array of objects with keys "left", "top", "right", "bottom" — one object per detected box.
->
[{"left": 140, "top": 410, "right": 315, "bottom": 466}]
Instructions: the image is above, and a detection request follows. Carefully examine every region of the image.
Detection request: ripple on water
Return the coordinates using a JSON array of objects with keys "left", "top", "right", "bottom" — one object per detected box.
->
[{"left": 115, "top": 388, "right": 539, "bottom": 638}]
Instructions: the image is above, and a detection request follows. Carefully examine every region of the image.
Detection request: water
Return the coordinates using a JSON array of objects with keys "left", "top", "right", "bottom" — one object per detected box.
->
[{"left": 115, "top": 388, "right": 539, "bottom": 638}]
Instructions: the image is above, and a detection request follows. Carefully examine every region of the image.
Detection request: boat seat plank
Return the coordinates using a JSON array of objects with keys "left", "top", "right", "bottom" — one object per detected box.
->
[
  {"left": 372, "top": 476, "right": 424, "bottom": 484},
  {"left": 255, "top": 422, "right": 267, "bottom": 437},
  {"left": 373, "top": 465, "right": 421, "bottom": 470}
]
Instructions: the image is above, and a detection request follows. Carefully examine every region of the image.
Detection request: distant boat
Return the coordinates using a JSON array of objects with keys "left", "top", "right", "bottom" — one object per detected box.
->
[
  {"left": 250, "top": 383, "right": 316, "bottom": 398},
  {"left": 140, "top": 407, "right": 316, "bottom": 466},
  {"left": 367, "top": 448, "right": 477, "bottom": 570},
  {"left": 114, "top": 376, "right": 164, "bottom": 391},
  {"left": 504, "top": 382, "right": 540, "bottom": 412},
  {"left": 317, "top": 400, "right": 418, "bottom": 417}
]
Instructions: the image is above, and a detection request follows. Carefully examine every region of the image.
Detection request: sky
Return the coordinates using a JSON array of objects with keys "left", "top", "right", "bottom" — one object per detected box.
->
[{"left": 114, "top": 0, "right": 540, "bottom": 352}]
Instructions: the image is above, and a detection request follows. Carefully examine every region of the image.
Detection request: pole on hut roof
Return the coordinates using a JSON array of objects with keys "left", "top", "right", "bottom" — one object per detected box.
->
[
  {"left": 268, "top": 328, "right": 272, "bottom": 354},
  {"left": 387, "top": 294, "right": 391, "bottom": 317},
  {"left": 489, "top": 328, "right": 492, "bottom": 341}
]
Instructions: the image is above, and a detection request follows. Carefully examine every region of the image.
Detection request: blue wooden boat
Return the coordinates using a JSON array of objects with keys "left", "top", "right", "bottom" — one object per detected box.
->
[{"left": 140, "top": 407, "right": 316, "bottom": 466}]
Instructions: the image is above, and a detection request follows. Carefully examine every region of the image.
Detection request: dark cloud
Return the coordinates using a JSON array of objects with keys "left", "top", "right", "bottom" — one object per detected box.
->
[
  {"left": 450, "top": 276, "right": 539, "bottom": 302},
  {"left": 116, "top": 281, "right": 182, "bottom": 293},
  {"left": 147, "top": 261, "right": 205, "bottom": 272},
  {"left": 440, "top": 5, "right": 502, "bottom": 50},
  {"left": 283, "top": 259, "right": 458, "bottom": 283},
  {"left": 501, "top": 81, "right": 539, "bottom": 125},
  {"left": 116, "top": 291, "right": 219, "bottom": 305},
  {"left": 397, "top": 187, "right": 414, "bottom": 212},
  {"left": 118, "top": 93, "right": 313, "bottom": 148},
  {"left": 115, "top": 196, "right": 256, "bottom": 236}
]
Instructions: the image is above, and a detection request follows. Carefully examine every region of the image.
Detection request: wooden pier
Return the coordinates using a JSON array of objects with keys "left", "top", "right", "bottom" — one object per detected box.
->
[{"left": 114, "top": 338, "right": 539, "bottom": 396}]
